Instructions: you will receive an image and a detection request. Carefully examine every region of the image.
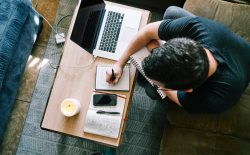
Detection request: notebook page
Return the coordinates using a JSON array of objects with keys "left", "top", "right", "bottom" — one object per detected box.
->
[
  {"left": 95, "top": 66, "right": 130, "bottom": 91},
  {"left": 84, "top": 93, "right": 126, "bottom": 138}
]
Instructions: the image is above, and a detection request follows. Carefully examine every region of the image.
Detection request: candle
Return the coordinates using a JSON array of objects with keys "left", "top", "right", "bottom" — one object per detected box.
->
[{"left": 61, "top": 98, "right": 81, "bottom": 117}]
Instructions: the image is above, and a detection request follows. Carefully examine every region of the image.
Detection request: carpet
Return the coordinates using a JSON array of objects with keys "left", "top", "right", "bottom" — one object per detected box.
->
[{"left": 16, "top": 0, "right": 167, "bottom": 154}]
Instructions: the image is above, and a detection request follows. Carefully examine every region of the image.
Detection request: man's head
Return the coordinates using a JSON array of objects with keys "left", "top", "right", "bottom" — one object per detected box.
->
[{"left": 142, "top": 37, "right": 209, "bottom": 90}]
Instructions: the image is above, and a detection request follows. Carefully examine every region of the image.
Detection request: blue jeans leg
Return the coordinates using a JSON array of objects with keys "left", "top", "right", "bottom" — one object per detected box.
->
[{"left": 163, "top": 6, "right": 195, "bottom": 20}]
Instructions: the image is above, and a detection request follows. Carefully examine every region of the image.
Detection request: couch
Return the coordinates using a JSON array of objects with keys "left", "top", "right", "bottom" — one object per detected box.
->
[
  {"left": 0, "top": 0, "right": 42, "bottom": 144},
  {"left": 108, "top": 0, "right": 186, "bottom": 12},
  {"left": 159, "top": 0, "right": 250, "bottom": 154}
]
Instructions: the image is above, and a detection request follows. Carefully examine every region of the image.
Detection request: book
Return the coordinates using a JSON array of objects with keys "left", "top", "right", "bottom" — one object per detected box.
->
[
  {"left": 83, "top": 92, "right": 126, "bottom": 139},
  {"left": 95, "top": 65, "right": 130, "bottom": 91},
  {"left": 130, "top": 47, "right": 167, "bottom": 99}
]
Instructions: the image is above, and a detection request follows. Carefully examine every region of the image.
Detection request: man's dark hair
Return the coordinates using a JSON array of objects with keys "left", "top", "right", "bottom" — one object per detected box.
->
[{"left": 142, "top": 38, "right": 209, "bottom": 90}]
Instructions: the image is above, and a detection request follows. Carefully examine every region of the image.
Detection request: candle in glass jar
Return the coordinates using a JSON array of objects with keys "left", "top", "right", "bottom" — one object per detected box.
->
[{"left": 61, "top": 98, "right": 81, "bottom": 117}]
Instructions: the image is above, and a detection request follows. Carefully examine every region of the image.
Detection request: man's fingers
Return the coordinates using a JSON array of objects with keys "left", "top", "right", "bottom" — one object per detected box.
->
[
  {"left": 106, "top": 69, "right": 118, "bottom": 84},
  {"left": 106, "top": 70, "right": 112, "bottom": 82},
  {"left": 105, "top": 66, "right": 123, "bottom": 84},
  {"left": 113, "top": 78, "right": 120, "bottom": 84}
]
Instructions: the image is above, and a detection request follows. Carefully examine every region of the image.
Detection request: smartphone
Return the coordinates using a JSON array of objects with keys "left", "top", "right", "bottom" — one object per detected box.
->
[{"left": 93, "top": 94, "right": 117, "bottom": 106}]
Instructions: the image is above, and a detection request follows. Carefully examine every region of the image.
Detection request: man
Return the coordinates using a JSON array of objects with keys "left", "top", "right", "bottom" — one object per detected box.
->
[{"left": 106, "top": 6, "right": 250, "bottom": 113}]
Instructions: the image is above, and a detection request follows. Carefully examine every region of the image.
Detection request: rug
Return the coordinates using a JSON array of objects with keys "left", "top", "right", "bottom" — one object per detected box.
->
[{"left": 16, "top": 0, "right": 167, "bottom": 154}]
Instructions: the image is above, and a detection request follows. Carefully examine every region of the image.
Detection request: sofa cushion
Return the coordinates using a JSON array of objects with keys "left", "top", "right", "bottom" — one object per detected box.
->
[
  {"left": 183, "top": 0, "right": 250, "bottom": 42},
  {"left": 166, "top": 0, "right": 250, "bottom": 140},
  {"left": 0, "top": 1, "right": 29, "bottom": 90},
  {"left": 224, "top": 0, "right": 250, "bottom": 4},
  {"left": 160, "top": 126, "right": 250, "bottom": 155},
  {"left": 167, "top": 84, "right": 250, "bottom": 139}
]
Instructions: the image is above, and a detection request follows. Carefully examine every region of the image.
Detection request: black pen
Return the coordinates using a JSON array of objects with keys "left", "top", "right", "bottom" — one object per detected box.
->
[
  {"left": 96, "top": 110, "right": 120, "bottom": 115},
  {"left": 111, "top": 68, "right": 116, "bottom": 81}
]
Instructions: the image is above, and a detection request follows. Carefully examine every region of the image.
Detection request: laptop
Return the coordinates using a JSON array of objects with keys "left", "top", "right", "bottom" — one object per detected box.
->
[{"left": 70, "top": 0, "right": 142, "bottom": 60}]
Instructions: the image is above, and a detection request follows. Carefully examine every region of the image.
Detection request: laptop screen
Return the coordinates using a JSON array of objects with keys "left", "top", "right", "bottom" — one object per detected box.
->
[{"left": 70, "top": 0, "right": 105, "bottom": 53}]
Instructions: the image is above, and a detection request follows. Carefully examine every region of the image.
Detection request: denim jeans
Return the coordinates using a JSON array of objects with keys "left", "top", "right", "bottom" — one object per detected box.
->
[{"left": 163, "top": 6, "right": 195, "bottom": 20}]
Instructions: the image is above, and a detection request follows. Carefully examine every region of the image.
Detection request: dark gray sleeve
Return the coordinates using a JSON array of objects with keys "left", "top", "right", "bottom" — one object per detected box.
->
[
  {"left": 177, "top": 79, "right": 240, "bottom": 114},
  {"left": 158, "top": 16, "right": 197, "bottom": 41},
  {"left": 177, "top": 90, "right": 227, "bottom": 114}
]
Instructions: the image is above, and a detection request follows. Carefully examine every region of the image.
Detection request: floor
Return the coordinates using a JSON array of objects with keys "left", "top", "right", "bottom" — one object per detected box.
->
[{"left": 0, "top": 0, "right": 163, "bottom": 154}]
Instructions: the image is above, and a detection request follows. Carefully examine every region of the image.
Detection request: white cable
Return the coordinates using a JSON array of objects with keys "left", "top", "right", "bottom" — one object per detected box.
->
[
  {"left": 34, "top": 0, "right": 39, "bottom": 9},
  {"left": 56, "top": 14, "right": 73, "bottom": 33},
  {"left": 34, "top": 3, "right": 97, "bottom": 69},
  {"left": 33, "top": 0, "right": 57, "bottom": 33},
  {"left": 39, "top": 13, "right": 59, "bottom": 34},
  {"left": 33, "top": 2, "right": 71, "bottom": 37},
  {"left": 49, "top": 57, "right": 97, "bottom": 70}
]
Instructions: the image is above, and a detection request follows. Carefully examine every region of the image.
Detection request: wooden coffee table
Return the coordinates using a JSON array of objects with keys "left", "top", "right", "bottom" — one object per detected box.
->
[{"left": 41, "top": 1, "right": 151, "bottom": 147}]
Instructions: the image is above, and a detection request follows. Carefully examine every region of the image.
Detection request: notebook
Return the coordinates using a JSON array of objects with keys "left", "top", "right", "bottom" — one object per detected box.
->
[
  {"left": 83, "top": 92, "right": 126, "bottom": 138},
  {"left": 70, "top": 0, "right": 142, "bottom": 61},
  {"left": 95, "top": 65, "right": 130, "bottom": 91},
  {"left": 130, "top": 47, "right": 167, "bottom": 99}
]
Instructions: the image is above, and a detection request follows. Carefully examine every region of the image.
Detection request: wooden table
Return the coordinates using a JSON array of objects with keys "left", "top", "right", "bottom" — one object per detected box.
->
[{"left": 41, "top": 1, "right": 151, "bottom": 147}]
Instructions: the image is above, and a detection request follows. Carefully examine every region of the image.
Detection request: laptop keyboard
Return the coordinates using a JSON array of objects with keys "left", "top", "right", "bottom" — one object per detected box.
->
[{"left": 99, "top": 11, "right": 124, "bottom": 53}]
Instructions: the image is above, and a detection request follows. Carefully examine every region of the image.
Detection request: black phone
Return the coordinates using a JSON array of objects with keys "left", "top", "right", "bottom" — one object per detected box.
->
[{"left": 93, "top": 94, "right": 117, "bottom": 106}]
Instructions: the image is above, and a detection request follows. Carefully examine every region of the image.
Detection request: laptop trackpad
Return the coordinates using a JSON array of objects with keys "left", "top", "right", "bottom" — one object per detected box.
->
[{"left": 120, "top": 26, "right": 136, "bottom": 42}]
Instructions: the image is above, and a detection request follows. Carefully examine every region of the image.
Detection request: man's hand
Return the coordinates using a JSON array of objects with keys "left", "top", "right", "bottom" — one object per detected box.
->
[{"left": 106, "top": 63, "right": 123, "bottom": 84}]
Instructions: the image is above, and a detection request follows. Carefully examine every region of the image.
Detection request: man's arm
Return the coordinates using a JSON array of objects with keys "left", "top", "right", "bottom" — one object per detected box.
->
[
  {"left": 117, "top": 21, "right": 162, "bottom": 68},
  {"left": 106, "top": 21, "right": 162, "bottom": 84},
  {"left": 146, "top": 39, "right": 161, "bottom": 52}
]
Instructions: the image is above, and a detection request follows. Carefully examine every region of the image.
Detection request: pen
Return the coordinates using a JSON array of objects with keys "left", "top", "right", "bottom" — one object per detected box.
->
[
  {"left": 111, "top": 68, "right": 116, "bottom": 81},
  {"left": 92, "top": 89, "right": 127, "bottom": 99},
  {"left": 96, "top": 110, "right": 120, "bottom": 114}
]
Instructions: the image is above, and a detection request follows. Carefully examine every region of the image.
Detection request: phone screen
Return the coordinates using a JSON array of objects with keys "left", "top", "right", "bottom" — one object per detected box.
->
[{"left": 93, "top": 94, "right": 117, "bottom": 106}]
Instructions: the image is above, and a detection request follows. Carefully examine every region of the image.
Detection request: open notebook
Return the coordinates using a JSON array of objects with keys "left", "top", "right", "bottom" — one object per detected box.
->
[
  {"left": 83, "top": 92, "right": 126, "bottom": 138},
  {"left": 95, "top": 66, "right": 130, "bottom": 91},
  {"left": 130, "top": 47, "right": 167, "bottom": 99}
]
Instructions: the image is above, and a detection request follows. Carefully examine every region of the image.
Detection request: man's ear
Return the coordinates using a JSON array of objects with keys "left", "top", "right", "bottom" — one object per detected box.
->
[{"left": 184, "top": 89, "right": 193, "bottom": 93}]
